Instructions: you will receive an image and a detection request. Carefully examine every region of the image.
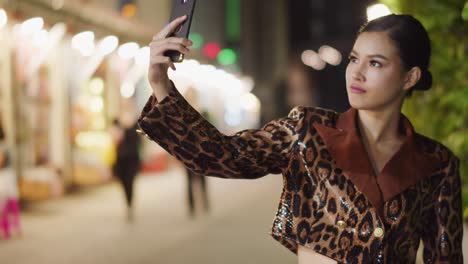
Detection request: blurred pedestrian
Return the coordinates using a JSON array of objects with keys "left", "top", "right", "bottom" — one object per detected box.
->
[
  {"left": 111, "top": 113, "right": 141, "bottom": 222},
  {"left": 275, "top": 57, "right": 321, "bottom": 118},
  {"left": 183, "top": 87, "right": 210, "bottom": 217},
  {"left": 185, "top": 168, "right": 209, "bottom": 217}
]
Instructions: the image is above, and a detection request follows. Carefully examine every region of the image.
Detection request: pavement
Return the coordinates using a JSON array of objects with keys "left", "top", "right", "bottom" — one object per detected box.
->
[{"left": 0, "top": 164, "right": 467, "bottom": 264}]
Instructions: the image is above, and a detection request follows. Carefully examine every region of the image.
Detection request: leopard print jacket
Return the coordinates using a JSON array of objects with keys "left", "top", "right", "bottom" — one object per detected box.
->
[{"left": 137, "top": 84, "right": 463, "bottom": 264}]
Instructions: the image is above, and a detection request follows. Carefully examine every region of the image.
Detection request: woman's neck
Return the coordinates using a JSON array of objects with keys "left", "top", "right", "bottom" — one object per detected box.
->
[{"left": 357, "top": 108, "right": 403, "bottom": 144}]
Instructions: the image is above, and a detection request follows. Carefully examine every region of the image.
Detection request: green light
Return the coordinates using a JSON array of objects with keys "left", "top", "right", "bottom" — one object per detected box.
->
[
  {"left": 226, "top": 0, "right": 241, "bottom": 42},
  {"left": 217, "top": 49, "right": 237, "bottom": 65},
  {"left": 188, "top": 33, "right": 203, "bottom": 49}
]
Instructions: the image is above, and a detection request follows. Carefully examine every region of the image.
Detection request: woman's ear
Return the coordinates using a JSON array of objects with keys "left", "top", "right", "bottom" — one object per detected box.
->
[{"left": 403, "top": 66, "right": 421, "bottom": 91}]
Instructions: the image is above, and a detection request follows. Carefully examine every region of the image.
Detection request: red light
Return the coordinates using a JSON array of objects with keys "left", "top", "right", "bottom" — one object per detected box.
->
[{"left": 203, "top": 43, "right": 221, "bottom": 59}]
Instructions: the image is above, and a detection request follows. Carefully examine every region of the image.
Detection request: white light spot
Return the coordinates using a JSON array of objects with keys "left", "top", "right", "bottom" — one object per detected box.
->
[
  {"left": 118, "top": 42, "right": 140, "bottom": 60},
  {"left": 318, "top": 45, "right": 342, "bottom": 66},
  {"left": 301, "top": 50, "right": 326, "bottom": 70},
  {"left": 367, "top": 4, "right": 392, "bottom": 21},
  {"left": 21, "top": 17, "right": 44, "bottom": 35},
  {"left": 120, "top": 81, "right": 136, "bottom": 98}
]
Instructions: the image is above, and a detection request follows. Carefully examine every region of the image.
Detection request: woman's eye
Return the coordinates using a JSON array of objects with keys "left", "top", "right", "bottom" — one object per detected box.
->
[
  {"left": 370, "top": 61, "right": 382, "bottom": 68},
  {"left": 348, "top": 56, "right": 358, "bottom": 63}
]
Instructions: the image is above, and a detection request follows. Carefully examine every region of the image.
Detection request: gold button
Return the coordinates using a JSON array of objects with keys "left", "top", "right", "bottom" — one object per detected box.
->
[
  {"left": 337, "top": 220, "right": 347, "bottom": 229},
  {"left": 374, "top": 227, "right": 384, "bottom": 238}
]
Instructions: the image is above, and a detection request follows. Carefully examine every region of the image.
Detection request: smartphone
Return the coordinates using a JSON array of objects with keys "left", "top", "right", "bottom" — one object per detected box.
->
[{"left": 164, "top": 0, "right": 197, "bottom": 63}]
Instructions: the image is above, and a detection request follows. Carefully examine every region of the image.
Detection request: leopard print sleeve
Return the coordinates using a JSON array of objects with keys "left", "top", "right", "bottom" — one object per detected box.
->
[
  {"left": 137, "top": 82, "right": 304, "bottom": 179},
  {"left": 421, "top": 154, "right": 463, "bottom": 264}
]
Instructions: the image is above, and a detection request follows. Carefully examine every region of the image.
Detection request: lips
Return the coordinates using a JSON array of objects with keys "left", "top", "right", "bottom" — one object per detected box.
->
[{"left": 350, "top": 85, "right": 366, "bottom": 94}]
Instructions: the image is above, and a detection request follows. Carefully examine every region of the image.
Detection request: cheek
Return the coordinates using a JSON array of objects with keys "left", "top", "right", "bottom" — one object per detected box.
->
[
  {"left": 367, "top": 69, "right": 397, "bottom": 89},
  {"left": 345, "top": 64, "right": 352, "bottom": 85},
  {"left": 367, "top": 70, "right": 405, "bottom": 99}
]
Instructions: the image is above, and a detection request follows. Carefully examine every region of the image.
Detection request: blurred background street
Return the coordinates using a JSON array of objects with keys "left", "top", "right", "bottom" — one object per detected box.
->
[
  {"left": 1, "top": 164, "right": 296, "bottom": 264},
  {"left": 1, "top": 164, "right": 468, "bottom": 264}
]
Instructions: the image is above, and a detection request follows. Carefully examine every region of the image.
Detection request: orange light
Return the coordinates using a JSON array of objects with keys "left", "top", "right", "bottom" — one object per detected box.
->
[{"left": 121, "top": 3, "right": 137, "bottom": 18}]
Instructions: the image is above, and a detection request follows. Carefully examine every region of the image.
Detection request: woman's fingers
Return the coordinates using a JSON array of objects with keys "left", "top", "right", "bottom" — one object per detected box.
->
[
  {"left": 148, "top": 39, "right": 187, "bottom": 72},
  {"left": 165, "top": 43, "right": 190, "bottom": 54},
  {"left": 166, "top": 37, "right": 193, "bottom": 47},
  {"left": 150, "top": 37, "right": 192, "bottom": 50},
  {"left": 168, "top": 62, "right": 176, "bottom": 71},
  {"left": 146, "top": 17, "right": 189, "bottom": 86},
  {"left": 154, "top": 15, "right": 187, "bottom": 40},
  {"left": 150, "top": 55, "right": 176, "bottom": 70},
  {"left": 151, "top": 41, "right": 190, "bottom": 54},
  {"left": 149, "top": 41, "right": 191, "bottom": 62},
  {"left": 147, "top": 16, "right": 192, "bottom": 75}
]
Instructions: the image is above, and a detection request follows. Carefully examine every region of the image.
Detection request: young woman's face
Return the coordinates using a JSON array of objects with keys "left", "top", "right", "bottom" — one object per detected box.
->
[{"left": 345, "top": 31, "right": 408, "bottom": 111}]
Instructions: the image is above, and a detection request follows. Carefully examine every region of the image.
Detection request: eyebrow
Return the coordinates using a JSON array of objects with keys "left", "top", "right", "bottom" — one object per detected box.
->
[{"left": 350, "top": 50, "right": 389, "bottom": 61}]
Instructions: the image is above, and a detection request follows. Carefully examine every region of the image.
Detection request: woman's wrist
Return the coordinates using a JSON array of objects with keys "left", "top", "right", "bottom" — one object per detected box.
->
[{"left": 151, "top": 78, "right": 172, "bottom": 101}]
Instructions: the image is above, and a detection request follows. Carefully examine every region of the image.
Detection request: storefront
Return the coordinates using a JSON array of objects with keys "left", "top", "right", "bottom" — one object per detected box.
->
[
  {"left": 0, "top": 4, "right": 156, "bottom": 201},
  {"left": 6, "top": 18, "right": 67, "bottom": 199},
  {"left": 0, "top": 14, "right": 16, "bottom": 203}
]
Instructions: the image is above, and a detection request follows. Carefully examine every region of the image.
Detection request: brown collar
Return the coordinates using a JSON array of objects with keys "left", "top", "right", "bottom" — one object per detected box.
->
[{"left": 312, "top": 108, "right": 439, "bottom": 216}]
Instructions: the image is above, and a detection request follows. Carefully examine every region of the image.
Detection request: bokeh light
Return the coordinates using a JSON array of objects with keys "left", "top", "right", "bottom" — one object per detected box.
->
[
  {"left": 203, "top": 43, "right": 221, "bottom": 59},
  {"left": 217, "top": 49, "right": 237, "bottom": 65}
]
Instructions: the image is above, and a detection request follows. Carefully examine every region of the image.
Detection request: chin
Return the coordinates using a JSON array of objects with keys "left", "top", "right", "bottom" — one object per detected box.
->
[
  {"left": 348, "top": 95, "right": 364, "bottom": 109},
  {"left": 348, "top": 98, "right": 373, "bottom": 110}
]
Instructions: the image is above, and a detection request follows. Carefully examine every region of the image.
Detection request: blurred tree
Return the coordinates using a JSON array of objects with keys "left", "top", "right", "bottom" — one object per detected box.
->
[{"left": 379, "top": 0, "right": 468, "bottom": 220}]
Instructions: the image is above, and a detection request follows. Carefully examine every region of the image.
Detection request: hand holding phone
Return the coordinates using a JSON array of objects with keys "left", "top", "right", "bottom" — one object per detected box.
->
[
  {"left": 148, "top": 16, "right": 193, "bottom": 100},
  {"left": 163, "top": 0, "right": 197, "bottom": 62}
]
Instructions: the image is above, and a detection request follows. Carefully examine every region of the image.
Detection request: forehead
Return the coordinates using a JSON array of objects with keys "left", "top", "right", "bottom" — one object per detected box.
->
[{"left": 352, "top": 32, "right": 399, "bottom": 58}]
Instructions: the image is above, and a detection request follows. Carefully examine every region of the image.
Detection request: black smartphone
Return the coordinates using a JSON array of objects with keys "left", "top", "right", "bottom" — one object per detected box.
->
[{"left": 164, "top": 0, "right": 197, "bottom": 63}]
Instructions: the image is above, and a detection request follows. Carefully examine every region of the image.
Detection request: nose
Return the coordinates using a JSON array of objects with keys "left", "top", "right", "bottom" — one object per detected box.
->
[{"left": 350, "top": 64, "right": 365, "bottom": 82}]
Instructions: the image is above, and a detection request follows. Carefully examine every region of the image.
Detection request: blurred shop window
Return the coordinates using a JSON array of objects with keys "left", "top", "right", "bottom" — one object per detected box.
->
[
  {"left": 21, "top": 66, "right": 52, "bottom": 166},
  {"left": 33, "top": 67, "right": 51, "bottom": 165},
  {"left": 71, "top": 63, "right": 113, "bottom": 186},
  {"left": 17, "top": 64, "right": 63, "bottom": 201}
]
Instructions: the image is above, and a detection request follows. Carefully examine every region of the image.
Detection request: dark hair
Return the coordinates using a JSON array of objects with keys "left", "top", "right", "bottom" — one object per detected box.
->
[{"left": 359, "top": 14, "right": 432, "bottom": 92}]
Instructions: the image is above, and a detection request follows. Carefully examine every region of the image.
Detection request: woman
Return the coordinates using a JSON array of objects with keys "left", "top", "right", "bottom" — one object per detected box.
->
[{"left": 138, "top": 14, "right": 463, "bottom": 263}]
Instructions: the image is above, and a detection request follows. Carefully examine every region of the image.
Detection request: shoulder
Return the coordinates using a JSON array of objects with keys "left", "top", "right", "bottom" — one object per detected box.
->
[
  {"left": 415, "top": 135, "right": 460, "bottom": 188},
  {"left": 415, "top": 133, "right": 460, "bottom": 165}
]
